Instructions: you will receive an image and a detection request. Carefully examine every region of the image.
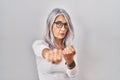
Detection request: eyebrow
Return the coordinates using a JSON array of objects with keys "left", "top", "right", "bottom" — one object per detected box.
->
[{"left": 54, "top": 21, "right": 67, "bottom": 24}]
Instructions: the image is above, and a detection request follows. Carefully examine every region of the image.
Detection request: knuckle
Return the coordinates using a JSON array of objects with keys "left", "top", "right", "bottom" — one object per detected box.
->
[
  {"left": 54, "top": 49, "right": 57, "bottom": 51},
  {"left": 53, "top": 58, "right": 56, "bottom": 62},
  {"left": 57, "top": 58, "right": 61, "bottom": 62},
  {"left": 47, "top": 58, "right": 51, "bottom": 62},
  {"left": 49, "top": 50, "right": 52, "bottom": 54},
  {"left": 58, "top": 49, "right": 61, "bottom": 52},
  {"left": 53, "top": 49, "right": 58, "bottom": 53},
  {"left": 64, "top": 53, "right": 68, "bottom": 56}
]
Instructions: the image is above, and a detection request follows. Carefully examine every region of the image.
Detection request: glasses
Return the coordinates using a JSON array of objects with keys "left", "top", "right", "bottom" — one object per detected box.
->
[{"left": 54, "top": 21, "right": 68, "bottom": 29}]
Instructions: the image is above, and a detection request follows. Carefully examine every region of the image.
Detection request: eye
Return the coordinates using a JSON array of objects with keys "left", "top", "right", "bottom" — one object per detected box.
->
[
  {"left": 54, "top": 21, "right": 68, "bottom": 28},
  {"left": 54, "top": 21, "right": 63, "bottom": 26},
  {"left": 64, "top": 23, "right": 68, "bottom": 26},
  {"left": 58, "top": 23, "right": 63, "bottom": 26}
]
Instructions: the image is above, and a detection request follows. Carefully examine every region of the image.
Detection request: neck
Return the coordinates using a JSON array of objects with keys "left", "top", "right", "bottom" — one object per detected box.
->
[
  {"left": 55, "top": 38, "right": 62, "bottom": 46},
  {"left": 54, "top": 38, "right": 65, "bottom": 49}
]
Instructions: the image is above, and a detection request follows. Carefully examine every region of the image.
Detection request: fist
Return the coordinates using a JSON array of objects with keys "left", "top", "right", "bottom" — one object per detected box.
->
[
  {"left": 44, "top": 49, "right": 62, "bottom": 64},
  {"left": 63, "top": 45, "right": 76, "bottom": 64}
]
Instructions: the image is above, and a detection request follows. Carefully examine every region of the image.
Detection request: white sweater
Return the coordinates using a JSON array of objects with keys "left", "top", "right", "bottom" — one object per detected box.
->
[{"left": 32, "top": 40, "right": 80, "bottom": 80}]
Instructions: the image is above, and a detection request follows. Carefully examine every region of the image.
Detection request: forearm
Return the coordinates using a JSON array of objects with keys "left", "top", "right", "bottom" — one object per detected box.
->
[
  {"left": 65, "top": 56, "right": 79, "bottom": 78},
  {"left": 66, "top": 62, "right": 79, "bottom": 78}
]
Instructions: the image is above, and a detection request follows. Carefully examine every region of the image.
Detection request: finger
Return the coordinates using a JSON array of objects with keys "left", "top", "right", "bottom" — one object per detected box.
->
[
  {"left": 53, "top": 49, "right": 58, "bottom": 54},
  {"left": 57, "top": 51, "right": 61, "bottom": 60},
  {"left": 59, "top": 49, "right": 63, "bottom": 56},
  {"left": 69, "top": 46, "right": 74, "bottom": 52},
  {"left": 45, "top": 52, "right": 49, "bottom": 60},
  {"left": 69, "top": 46, "right": 75, "bottom": 55},
  {"left": 68, "top": 46, "right": 76, "bottom": 55},
  {"left": 70, "top": 45, "right": 76, "bottom": 51},
  {"left": 63, "top": 48, "right": 67, "bottom": 55},
  {"left": 55, "top": 53, "right": 62, "bottom": 64},
  {"left": 52, "top": 49, "right": 57, "bottom": 62},
  {"left": 53, "top": 49, "right": 62, "bottom": 64},
  {"left": 62, "top": 49, "right": 65, "bottom": 57},
  {"left": 52, "top": 52, "right": 57, "bottom": 63},
  {"left": 57, "top": 55, "right": 61, "bottom": 62},
  {"left": 49, "top": 50, "right": 53, "bottom": 62},
  {"left": 71, "top": 46, "right": 76, "bottom": 55},
  {"left": 66, "top": 47, "right": 72, "bottom": 54}
]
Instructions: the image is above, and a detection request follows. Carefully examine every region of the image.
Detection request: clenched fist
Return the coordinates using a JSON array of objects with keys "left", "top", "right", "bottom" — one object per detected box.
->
[
  {"left": 63, "top": 46, "right": 76, "bottom": 64},
  {"left": 42, "top": 45, "right": 76, "bottom": 65},
  {"left": 42, "top": 48, "right": 63, "bottom": 64}
]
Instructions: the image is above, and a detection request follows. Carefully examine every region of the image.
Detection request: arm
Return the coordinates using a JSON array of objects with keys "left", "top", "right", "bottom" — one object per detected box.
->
[
  {"left": 32, "top": 40, "right": 63, "bottom": 74},
  {"left": 32, "top": 40, "right": 62, "bottom": 64},
  {"left": 63, "top": 46, "right": 79, "bottom": 78},
  {"left": 66, "top": 58, "right": 79, "bottom": 78}
]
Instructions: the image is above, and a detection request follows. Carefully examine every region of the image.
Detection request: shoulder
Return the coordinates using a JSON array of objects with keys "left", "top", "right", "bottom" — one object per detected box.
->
[
  {"left": 32, "top": 40, "right": 50, "bottom": 57},
  {"left": 32, "top": 40, "right": 49, "bottom": 48},
  {"left": 33, "top": 40, "right": 48, "bottom": 45}
]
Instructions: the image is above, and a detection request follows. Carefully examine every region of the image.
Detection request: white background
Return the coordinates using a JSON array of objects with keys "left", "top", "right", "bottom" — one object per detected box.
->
[{"left": 0, "top": 0, "right": 120, "bottom": 80}]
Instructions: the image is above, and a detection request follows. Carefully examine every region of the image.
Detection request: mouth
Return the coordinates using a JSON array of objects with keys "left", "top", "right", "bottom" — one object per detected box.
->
[{"left": 60, "top": 33, "right": 65, "bottom": 35}]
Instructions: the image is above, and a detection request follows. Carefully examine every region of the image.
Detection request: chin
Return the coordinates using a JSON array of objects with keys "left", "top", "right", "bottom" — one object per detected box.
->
[{"left": 58, "top": 36, "right": 65, "bottom": 39}]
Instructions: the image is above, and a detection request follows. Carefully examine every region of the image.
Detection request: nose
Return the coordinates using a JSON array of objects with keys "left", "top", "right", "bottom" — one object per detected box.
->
[{"left": 61, "top": 25, "right": 66, "bottom": 31}]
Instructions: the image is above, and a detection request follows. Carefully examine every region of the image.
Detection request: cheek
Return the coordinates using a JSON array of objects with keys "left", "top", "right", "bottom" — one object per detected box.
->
[
  {"left": 65, "top": 29, "right": 68, "bottom": 34},
  {"left": 52, "top": 26, "right": 58, "bottom": 36}
]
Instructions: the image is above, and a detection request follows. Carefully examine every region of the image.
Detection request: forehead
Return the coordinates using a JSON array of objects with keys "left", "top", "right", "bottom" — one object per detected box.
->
[{"left": 54, "top": 15, "right": 67, "bottom": 23}]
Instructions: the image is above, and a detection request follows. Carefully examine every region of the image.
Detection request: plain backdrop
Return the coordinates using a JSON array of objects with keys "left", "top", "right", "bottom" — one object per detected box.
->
[{"left": 0, "top": 0, "right": 120, "bottom": 80}]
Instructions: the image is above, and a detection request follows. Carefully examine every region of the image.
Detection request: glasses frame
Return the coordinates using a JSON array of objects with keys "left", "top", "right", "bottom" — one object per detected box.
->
[{"left": 54, "top": 21, "right": 68, "bottom": 29}]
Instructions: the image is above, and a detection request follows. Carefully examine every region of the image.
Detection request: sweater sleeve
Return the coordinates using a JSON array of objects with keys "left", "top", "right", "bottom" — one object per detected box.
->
[
  {"left": 32, "top": 40, "right": 49, "bottom": 58},
  {"left": 66, "top": 62, "right": 79, "bottom": 78},
  {"left": 66, "top": 52, "right": 80, "bottom": 79}
]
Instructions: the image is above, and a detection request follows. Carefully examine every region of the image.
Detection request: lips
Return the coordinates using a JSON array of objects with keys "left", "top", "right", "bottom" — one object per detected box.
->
[{"left": 60, "top": 33, "right": 65, "bottom": 35}]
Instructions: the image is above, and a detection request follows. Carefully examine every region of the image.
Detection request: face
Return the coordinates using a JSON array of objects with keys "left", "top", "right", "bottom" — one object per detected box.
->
[{"left": 52, "top": 15, "right": 68, "bottom": 40}]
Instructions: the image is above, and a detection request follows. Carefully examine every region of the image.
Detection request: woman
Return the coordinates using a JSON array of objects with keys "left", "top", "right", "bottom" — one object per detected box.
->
[{"left": 32, "top": 8, "right": 79, "bottom": 80}]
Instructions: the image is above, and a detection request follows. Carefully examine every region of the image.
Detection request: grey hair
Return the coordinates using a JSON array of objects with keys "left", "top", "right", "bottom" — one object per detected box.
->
[{"left": 44, "top": 8, "right": 74, "bottom": 48}]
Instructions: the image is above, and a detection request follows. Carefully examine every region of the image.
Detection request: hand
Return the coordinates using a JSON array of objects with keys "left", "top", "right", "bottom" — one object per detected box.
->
[
  {"left": 43, "top": 49, "right": 62, "bottom": 64},
  {"left": 63, "top": 45, "right": 76, "bottom": 64}
]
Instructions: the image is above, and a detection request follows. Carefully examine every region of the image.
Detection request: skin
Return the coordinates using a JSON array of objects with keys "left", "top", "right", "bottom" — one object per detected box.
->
[{"left": 42, "top": 15, "right": 76, "bottom": 69}]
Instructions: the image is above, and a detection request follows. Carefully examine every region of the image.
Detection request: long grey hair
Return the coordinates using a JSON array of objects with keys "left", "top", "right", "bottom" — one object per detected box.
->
[{"left": 44, "top": 8, "right": 74, "bottom": 48}]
